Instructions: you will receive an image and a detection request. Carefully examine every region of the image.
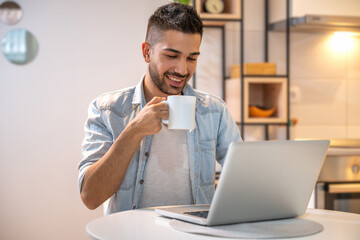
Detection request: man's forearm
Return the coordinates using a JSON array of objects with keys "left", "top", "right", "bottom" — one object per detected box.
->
[{"left": 80, "top": 123, "right": 144, "bottom": 210}]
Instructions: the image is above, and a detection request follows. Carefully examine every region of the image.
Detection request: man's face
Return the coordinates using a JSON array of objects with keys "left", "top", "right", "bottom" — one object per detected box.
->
[{"left": 148, "top": 30, "right": 201, "bottom": 96}]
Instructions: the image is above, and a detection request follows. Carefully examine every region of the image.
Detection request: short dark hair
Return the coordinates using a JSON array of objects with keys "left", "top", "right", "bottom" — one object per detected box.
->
[{"left": 145, "top": 3, "right": 203, "bottom": 46}]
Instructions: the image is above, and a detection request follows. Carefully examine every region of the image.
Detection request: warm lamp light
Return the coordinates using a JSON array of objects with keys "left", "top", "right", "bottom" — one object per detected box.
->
[{"left": 329, "top": 31, "right": 357, "bottom": 53}]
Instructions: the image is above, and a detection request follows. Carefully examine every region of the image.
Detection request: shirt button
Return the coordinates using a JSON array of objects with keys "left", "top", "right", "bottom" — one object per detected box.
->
[
  {"left": 133, "top": 206, "right": 136, "bottom": 209},
  {"left": 145, "top": 152, "right": 149, "bottom": 157},
  {"left": 140, "top": 179, "right": 144, "bottom": 184}
]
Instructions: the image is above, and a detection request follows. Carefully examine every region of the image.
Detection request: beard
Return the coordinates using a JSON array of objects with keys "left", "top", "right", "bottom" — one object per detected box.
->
[{"left": 148, "top": 61, "right": 190, "bottom": 95}]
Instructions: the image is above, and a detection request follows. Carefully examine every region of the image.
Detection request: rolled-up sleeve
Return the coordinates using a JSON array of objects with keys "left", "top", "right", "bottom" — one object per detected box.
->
[{"left": 78, "top": 99, "right": 113, "bottom": 192}]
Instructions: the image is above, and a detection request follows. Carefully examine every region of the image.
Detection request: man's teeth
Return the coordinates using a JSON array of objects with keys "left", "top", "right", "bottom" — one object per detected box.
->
[{"left": 168, "top": 76, "right": 182, "bottom": 82}]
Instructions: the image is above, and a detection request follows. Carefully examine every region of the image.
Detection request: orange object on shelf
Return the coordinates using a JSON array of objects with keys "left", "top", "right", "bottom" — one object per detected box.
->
[
  {"left": 249, "top": 106, "right": 276, "bottom": 118},
  {"left": 289, "top": 118, "right": 298, "bottom": 126}
]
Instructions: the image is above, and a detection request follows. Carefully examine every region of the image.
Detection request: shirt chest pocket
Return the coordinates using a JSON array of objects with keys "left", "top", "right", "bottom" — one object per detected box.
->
[{"left": 199, "top": 140, "right": 216, "bottom": 185}]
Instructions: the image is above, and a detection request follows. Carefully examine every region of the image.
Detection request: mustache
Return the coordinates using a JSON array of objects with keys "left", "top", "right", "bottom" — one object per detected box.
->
[{"left": 165, "top": 72, "right": 190, "bottom": 79}]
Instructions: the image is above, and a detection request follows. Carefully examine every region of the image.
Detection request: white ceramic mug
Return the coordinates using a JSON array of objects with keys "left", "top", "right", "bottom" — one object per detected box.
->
[{"left": 161, "top": 95, "right": 196, "bottom": 130}]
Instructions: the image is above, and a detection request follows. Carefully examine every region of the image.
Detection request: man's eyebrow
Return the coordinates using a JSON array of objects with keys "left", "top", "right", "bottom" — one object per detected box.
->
[{"left": 163, "top": 48, "right": 200, "bottom": 56}]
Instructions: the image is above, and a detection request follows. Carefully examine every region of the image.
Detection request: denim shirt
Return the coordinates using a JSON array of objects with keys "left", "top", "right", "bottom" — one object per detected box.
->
[{"left": 78, "top": 78, "right": 241, "bottom": 214}]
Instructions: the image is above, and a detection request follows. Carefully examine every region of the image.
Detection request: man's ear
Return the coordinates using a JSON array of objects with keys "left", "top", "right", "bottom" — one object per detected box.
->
[{"left": 142, "top": 42, "right": 151, "bottom": 63}]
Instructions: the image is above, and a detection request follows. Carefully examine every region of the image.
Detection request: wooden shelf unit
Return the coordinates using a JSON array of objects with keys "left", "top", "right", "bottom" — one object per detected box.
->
[
  {"left": 194, "top": 0, "right": 291, "bottom": 140},
  {"left": 244, "top": 77, "right": 288, "bottom": 123},
  {"left": 225, "top": 77, "right": 288, "bottom": 124}
]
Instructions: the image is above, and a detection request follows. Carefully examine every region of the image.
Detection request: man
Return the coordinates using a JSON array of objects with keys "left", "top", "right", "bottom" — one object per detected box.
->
[{"left": 78, "top": 2, "right": 241, "bottom": 215}]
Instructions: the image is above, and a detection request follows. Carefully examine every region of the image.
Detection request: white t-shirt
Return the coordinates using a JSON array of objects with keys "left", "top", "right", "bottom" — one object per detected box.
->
[{"left": 138, "top": 125, "right": 193, "bottom": 208}]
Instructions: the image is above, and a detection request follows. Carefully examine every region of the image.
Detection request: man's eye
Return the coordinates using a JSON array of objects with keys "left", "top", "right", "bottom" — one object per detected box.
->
[
  {"left": 167, "top": 55, "right": 177, "bottom": 58},
  {"left": 188, "top": 57, "right": 196, "bottom": 62}
]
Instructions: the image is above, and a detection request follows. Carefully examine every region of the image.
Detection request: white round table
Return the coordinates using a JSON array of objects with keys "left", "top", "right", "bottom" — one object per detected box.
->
[{"left": 86, "top": 208, "right": 360, "bottom": 240}]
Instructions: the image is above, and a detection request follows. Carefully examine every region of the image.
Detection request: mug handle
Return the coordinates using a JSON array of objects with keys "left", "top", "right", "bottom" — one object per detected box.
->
[{"left": 161, "top": 100, "right": 169, "bottom": 124}]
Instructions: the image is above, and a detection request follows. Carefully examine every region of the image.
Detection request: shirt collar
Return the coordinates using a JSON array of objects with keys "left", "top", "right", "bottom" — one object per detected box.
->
[
  {"left": 132, "top": 76, "right": 147, "bottom": 108},
  {"left": 182, "top": 84, "right": 202, "bottom": 109}
]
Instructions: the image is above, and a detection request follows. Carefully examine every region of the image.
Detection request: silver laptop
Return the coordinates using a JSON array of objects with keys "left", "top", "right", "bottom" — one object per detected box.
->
[{"left": 155, "top": 140, "right": 330, "bottom": 226}]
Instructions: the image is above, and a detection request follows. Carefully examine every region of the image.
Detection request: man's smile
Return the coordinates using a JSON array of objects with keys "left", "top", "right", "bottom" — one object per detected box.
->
[
  {"left": 167, "top": 75, "right": 182, "bottom": 82},
  {"left": 165, "top": 73, "right": 189, "bottom": 88}
]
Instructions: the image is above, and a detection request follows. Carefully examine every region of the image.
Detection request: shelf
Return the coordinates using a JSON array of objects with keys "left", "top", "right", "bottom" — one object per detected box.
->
[
  {"left": 203, "top": 0, "right": 291, "bottom": 140},
  {"left": 244, "top": 77, "right": 288, "bottom": 123},
  {"left": 243, "top": 75, "right": 288, "bottom": 78},
  {"left": 202, "top": 21, "right": 231, "bottom": 27},
  {"left": 226, "top": 75, "right": 288, "bottom": 79},
  {"left": 236, "top": 122, "right": 288, "bottom": 126},
  {"left": 195, "top": 0, "right": 290, "bottom": 139},
  {"left": 195, "top": 0, "right": 241, "bottom": 21},
  {"left": 225, "top": 77, "right": 288, "bottom": 124}
]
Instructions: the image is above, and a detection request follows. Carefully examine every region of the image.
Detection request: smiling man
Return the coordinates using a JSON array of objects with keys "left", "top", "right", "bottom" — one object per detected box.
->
[
  {"left": 143, "top": 29, "right": 200, "bottom": 100},
  {"left": 78, "top": 2, "right": 241, "bottom": 214}
]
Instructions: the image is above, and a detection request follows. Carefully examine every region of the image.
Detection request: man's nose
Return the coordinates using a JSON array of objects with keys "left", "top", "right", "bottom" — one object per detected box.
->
[{"left": 175, "top": 59, "right": 188, "bottom": 76}]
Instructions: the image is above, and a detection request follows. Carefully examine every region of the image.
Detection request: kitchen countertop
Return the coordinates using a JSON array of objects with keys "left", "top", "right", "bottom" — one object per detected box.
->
[{"left": 327, "top": 147, "right": 360, "bottom": 156}]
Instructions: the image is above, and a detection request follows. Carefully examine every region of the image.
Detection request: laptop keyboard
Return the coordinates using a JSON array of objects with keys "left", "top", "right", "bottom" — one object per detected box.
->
[{"left": 184, "top": 210, "right": 209, "bottom": 218}]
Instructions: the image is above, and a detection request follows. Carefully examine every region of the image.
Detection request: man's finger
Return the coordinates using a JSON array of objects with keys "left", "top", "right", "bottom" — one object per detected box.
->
[
  {"left": 146, "top": 96, "right": 166, "bottom": 106},
  {"left": 161, "top": 110, "right": 169, "bottom": 120},
  {"left": 156, "top": 102, "right": 169, "bottom": 111}
]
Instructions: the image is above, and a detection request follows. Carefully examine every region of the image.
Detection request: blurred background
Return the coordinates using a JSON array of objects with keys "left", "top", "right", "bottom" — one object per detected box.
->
[{"left": 0, "top": 0, "right": 359, "bottom": 239}]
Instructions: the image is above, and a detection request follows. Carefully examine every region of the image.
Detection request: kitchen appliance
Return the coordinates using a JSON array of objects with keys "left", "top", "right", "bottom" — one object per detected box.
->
[
  {"left": 269, "top": 15, "right": 360, "bottom": 33},
  {"left": 315, "top": 139, "right": 360, "bottom": 214}
]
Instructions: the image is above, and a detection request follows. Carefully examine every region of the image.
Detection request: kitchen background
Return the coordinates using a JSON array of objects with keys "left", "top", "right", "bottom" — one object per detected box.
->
[{"left": 0, "top": 0, "right": 359, "bottom": 239}]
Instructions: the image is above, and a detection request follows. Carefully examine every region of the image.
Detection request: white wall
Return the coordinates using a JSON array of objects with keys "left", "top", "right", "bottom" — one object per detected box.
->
[
  {"left": 287, "top": 32, "right": 360, "bottom": 139},
  {"left": 0, "top": 0, "right": 168, "bottom": 239}
]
